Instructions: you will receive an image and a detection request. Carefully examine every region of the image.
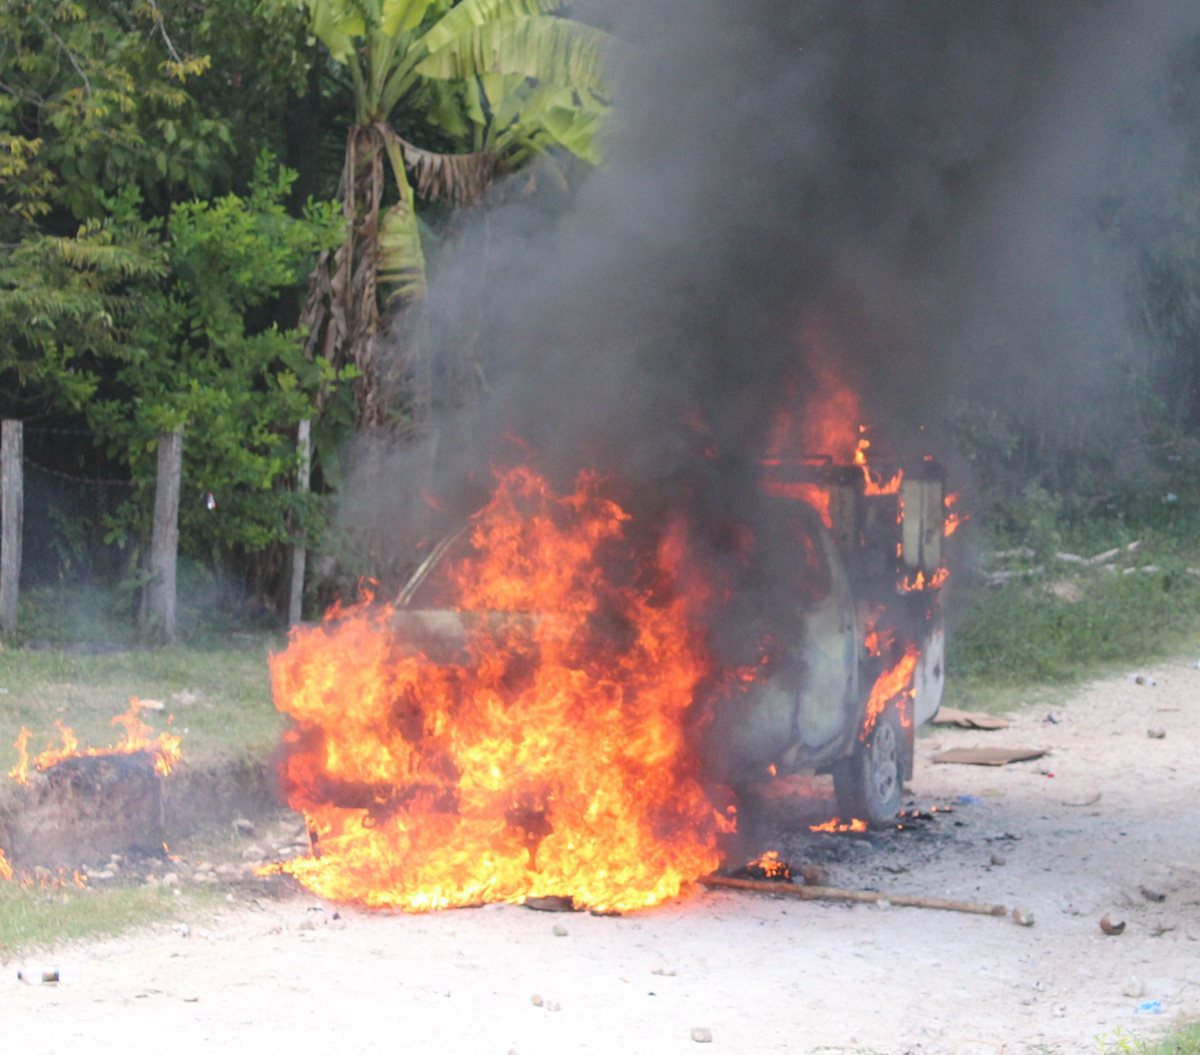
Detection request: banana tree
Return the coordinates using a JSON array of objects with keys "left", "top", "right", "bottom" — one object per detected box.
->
[{"left": 297, "top": 0, "right": 610, "bottom": 430}]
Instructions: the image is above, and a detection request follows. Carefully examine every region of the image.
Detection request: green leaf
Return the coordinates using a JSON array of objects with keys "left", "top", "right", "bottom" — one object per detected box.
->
[
  {"left": 305, "top": 0, "right": 367, "bottom": 62},
  {"left": 380, "top": 0, "right": 439, "bottom": 37},
  {"left": 377, "top": 195, "right": 427, "bottom": 301},
  {"left": 417, "top": 16, "right": 611, "bottom": 94},
  {"left": 420, "top": 0, "right": 567, "bottom": 55}
]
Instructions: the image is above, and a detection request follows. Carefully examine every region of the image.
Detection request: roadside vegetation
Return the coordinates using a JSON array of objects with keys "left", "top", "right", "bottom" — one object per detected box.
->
[
  {"left": 1102, "top": 1023, "right": 1200, "bottom": 1055},
  {"left": 0, "top": 882, "right": 223, "bottom": 955},
  {"left": 946, "top": 439, "right": 1200, "bottom": 713},
  {"left": 0, "top": 631, "right": 281, "bottom": 768}
]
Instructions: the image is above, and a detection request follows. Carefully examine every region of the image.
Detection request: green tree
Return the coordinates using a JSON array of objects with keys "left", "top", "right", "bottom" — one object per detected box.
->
[
  {"left": 0, "top": 0, "right": 316, "bottom": 221},
  {"left": 0, "top": 2, "right": 350, "bottom": 613},
  {"left": 296, "top": 0, "right": 610, "bottom": 430},
  {"left": 83, "top": 158, "right": 343, "bottom": 590}
]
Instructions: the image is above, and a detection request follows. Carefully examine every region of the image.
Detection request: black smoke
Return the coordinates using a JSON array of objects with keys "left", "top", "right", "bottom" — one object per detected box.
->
[
  {"left": 329, "top": 0, "right": 1200, "bottom": 793},
  {"left": 400, "top": 3, "right": 1194, "bottom": 501},
  {"left": 341, "top": 1, "right": 1200, "bottom": 615}
]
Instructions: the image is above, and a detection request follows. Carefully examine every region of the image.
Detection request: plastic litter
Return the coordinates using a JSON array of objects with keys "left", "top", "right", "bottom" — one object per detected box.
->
[
  {"left": 1135, "top": 999, "right": 1164, "bottom": 1015},
  {"left": 956, "top": 795, "right": 983, "bottom": 805}
]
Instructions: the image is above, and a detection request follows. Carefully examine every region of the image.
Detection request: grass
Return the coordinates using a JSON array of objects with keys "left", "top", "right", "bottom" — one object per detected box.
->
[
  {"left": 1099, "top": 1023, "right": 1200, "bottom": 1054},
  {"left": 946, "top": 505, "right": 1200, "bottom": 707},
  {"left": 0, "top": 880, "right": 222, "bottom": 954},
  {"left": 0, "top": 629, "right": 286, "bottom": 953},
  {"left": 0, "top": 634, "right": 286, "bottom": 771}
]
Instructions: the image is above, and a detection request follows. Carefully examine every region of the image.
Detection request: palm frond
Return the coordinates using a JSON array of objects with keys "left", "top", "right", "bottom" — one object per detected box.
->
[
  {"left": 417, "top": 16, "right": 611, "bottom": 95},
  {"left": 378, "top": 131, "right": 427, "bottom": 302},
  {"left": 380, "top": 0, "right": 443, "bottom": 36},
  {"left": 419, "top": 0, "right": 566, "bottom": 55},
  {"left": 305, "top": 0, "right": 367, "bottom": 62},
  {"left": 397, "top": 137, "right": 497, "bottom": 206}
]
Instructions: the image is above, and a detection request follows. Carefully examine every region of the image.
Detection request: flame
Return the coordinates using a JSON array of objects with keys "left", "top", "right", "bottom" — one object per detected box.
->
[
  {"left": 809, "top": 817, "right": 867, "bottom": 833},
  {"left": 861, "top": 644, "right": 921, "bottom": 740},
  {"left": 943, "top": 493, "right": 966, "bottom": 537},
  {"left": 8, "top": 727, "right": 29, "bottom": 784},
  {"left": 1, "top": 700, "right": 183, "bottom": 881},
  {"left": 0, "top": 846, "right": 86, "bottom": 889},
  {"left": 8, "top": 699, "right": 181, "bottom": 786},
  {"left": 268, "top": 467, "right": 730, "bottom": 914},
  {"left": 860, "top": 602, "right": 890, "bottom": 658},
  {"left": 765, "top": 365, "right": 862, "bottom": 465},
  {"left": 746, "top": 849, "right": 790, "bottom": 878},
  {"left": 898, "top": 568, "right": 950, "bottom": 594},
  {"left": 854, "top": 427, "right": 903, "bottom": 496}
]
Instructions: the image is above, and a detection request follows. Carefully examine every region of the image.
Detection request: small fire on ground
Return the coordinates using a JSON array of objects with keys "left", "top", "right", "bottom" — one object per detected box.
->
[
  {"left": 7, "top": 698, "right": 182, "bottom": 786},
  {"left": 0, "top": 698, "right": 182, "bottom": 885},
  {"left": 809, "top": 817, "right": 869, "bottom": 834}
]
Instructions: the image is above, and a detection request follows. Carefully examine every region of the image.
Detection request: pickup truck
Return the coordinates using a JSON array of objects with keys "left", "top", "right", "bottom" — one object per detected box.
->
[{"left": 394, "top": 455, "right": 948, "bottom": 829}]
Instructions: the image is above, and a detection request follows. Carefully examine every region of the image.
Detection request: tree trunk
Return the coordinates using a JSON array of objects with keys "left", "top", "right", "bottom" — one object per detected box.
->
[{"left": 299, "top": 123, "right": 429, "bottom": 435}]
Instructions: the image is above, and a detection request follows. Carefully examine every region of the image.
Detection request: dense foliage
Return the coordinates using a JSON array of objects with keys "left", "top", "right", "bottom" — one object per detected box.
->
[
  {"left": 3, "top": 1, "right": 1200, "bottom": 643},
  {"left": 0, "top": 0, "right": 606, "bottom": 627}
]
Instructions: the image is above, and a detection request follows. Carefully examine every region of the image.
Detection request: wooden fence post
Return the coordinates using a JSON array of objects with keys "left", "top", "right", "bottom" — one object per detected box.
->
[
  {"left": 0, "top": 420, "right": 23, "bottom": 636},
  {"left": 143, "top": 428, "right": 183, "bottom": 644},
  {"left": 287, "top": 419, "right": 312, "bottom": 627}
]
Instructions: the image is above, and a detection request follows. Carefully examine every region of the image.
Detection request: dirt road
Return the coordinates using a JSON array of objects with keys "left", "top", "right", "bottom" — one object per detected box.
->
[{"left": 7, "top": 658, "right": 1200, "bottom": 1055}]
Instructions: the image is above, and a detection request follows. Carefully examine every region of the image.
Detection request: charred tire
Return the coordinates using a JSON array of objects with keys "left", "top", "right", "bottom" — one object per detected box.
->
[{"left": 831, "top": 705, "right": 905, "bottom": 827}]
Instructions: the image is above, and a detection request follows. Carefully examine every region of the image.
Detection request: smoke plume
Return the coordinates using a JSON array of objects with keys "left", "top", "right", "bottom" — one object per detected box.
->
[{"left": 341, "top": 0, "right": 1200, "bottom": 596}]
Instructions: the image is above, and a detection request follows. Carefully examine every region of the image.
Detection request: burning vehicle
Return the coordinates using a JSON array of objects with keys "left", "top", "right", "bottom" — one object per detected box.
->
[
  {"left": 265, "top": 415, "right": 955, "bottom": 913},
  {"left": 401, "top": 443, "right": 948, "bottom": 830},
  {"left": 750, "top": 447, "right": 947, "bottom": 825}
]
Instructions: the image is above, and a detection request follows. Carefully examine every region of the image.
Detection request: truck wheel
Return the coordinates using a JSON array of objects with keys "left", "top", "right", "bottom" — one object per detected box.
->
[{"left": 830, "top": 705, "right": 904, "bottom": 827}]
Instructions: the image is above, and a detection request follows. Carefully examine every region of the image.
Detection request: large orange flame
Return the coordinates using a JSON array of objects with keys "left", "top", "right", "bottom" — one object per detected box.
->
[
  {"left": 860, "top": 643, "right": 921, "bottom": 740},
  {"left": 268, "top": 468, "right": 731, "bottom": 913}
]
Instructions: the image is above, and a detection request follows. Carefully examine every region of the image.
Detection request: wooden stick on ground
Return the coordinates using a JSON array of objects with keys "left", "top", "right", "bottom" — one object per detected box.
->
[{"left": 700, "top": 875, "right": 1008, "bottom": 917}]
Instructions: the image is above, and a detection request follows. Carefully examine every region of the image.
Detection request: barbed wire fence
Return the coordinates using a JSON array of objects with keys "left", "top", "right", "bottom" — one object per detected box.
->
[
  {"left": 2, "top": 418, "right": 315, "bottom": 639},
  {"left": 1, "top": 420, "right": 183, "bottom": 641}
]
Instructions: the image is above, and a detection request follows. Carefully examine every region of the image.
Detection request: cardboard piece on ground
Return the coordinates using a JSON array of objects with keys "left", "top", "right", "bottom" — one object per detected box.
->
[
  {"left": 931, "top": 707, "right": 1010, "bottom": 730},
  {"left": 931, "top": 746, "right": 1047, "bottom": 766}
]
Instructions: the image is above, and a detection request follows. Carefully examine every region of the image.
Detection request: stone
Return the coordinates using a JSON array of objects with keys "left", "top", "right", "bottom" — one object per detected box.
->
[
  {"left": 691, "top": 1027, "right": 713, "bottom": 1043},
  {"left": 1123, "top": 976, "right": 1146, "bottom": 998}
]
